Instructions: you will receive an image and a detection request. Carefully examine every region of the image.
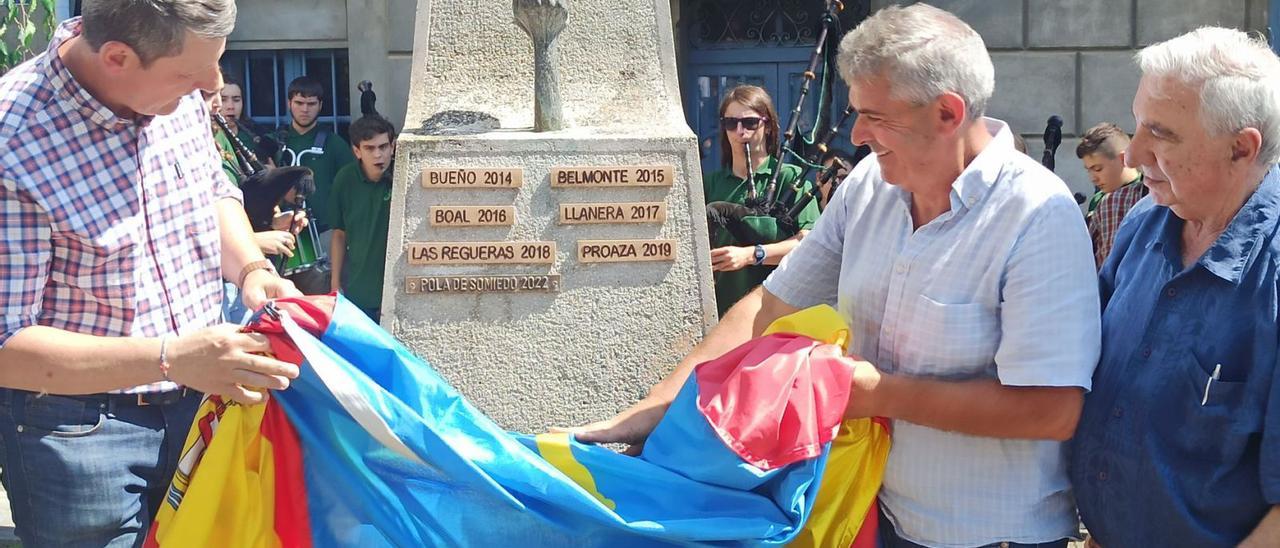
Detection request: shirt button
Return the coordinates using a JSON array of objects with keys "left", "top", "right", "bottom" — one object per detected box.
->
[
  {"left": 1113, "top": 407, "right": 1123, "bottom": 418},
  {"left": 999, "top": 543, "right": 1009, "bottom": 548},
  {"left": 894, "top": 263, "right": 907, "bottom": 274},
  {"left": 1141, "top": 347, "right": 1152, "bottom": 358},
  {"left": 1098, "top": 471, "right": 1108, "bottom": 481},
  {"left": 1166, "top": 287, "right": 1177, "bottom": 298}
]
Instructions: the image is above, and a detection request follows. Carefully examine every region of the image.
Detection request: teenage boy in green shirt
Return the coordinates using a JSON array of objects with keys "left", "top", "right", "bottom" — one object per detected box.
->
[
  {"left": 277, "top": 75, "right": 355, "bottom": 237},
  {"left": 329, "top": 115, "right": 395, "bottom": 322}
]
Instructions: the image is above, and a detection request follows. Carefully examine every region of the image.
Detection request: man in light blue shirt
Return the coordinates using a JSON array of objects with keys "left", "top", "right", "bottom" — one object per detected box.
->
[{"left": 571, "top": 5, "right": 1099, "bottom": 546}]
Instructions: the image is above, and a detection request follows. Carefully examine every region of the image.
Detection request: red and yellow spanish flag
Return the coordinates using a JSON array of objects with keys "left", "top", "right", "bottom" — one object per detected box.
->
[{"left": 146, "top": 295, "right": 890, "bottom": 547}]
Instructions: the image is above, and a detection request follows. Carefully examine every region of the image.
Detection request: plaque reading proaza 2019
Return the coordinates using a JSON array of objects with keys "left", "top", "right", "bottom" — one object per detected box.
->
[
  {"left": 559, "top": 202, "right": 666, "bottom": 224},
  {"left": 420, "top": 167, "right": 522, "bottom": 188},
  {"left": 430, "top": 206, "right": 516, "bottom": 227},
  {"left": 406, "top": 275, "right": 561, "bottom": 294},
  {"left": 407, "top": 242, "right": 556, "bottom": 265},
  {"left": 578, "top": 239, "right": 676, "bottom": 263},
  {"left": 550, "top": 165, "right": 674, "bottom": 188}
]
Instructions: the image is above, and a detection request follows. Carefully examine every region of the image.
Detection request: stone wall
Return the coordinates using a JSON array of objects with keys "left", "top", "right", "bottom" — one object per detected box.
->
[{"left": 875, "top": 0, "right": 1270, "bottom": 197}]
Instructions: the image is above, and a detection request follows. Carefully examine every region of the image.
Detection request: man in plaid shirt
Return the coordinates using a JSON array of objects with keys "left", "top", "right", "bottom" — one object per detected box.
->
[
  {"left": 0, "top": 1, "right": 301, "bottom": 544},
  {"left": 1078, "top": 122, "right": 1148, "bottom": 269}
]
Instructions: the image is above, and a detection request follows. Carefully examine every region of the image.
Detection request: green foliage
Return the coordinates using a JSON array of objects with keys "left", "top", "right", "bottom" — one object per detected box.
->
[{"left": 0, "top": 0, "right": 58, "bottom": 73}]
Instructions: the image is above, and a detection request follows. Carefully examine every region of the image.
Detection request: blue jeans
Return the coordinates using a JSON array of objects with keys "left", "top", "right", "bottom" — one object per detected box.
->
[
  {"left": 0, "top": 389, "right": 200, "bottom": 547},
  {"left": 222, "top": 281, "right": 252, "bottom": 325},
  {"left": 879, "top": 507, "right": 1071, "bottom": 548}
]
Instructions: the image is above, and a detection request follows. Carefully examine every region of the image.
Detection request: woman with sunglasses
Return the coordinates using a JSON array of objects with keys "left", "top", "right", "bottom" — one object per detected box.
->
[{"left": 704, "top": 85, "right": 821, "bottom": 317}]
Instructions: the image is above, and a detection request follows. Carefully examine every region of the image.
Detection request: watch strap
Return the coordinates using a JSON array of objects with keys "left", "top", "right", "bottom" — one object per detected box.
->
[{"left": 237, "top": 259, "right": 277, "bottom": 288}]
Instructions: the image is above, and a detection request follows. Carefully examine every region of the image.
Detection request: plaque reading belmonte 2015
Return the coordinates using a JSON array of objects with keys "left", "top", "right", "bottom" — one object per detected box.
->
[
  {"left": 386, "top": 0, "right": 715, "bottom": 433},
  {"left": 550, "top": 165, "right": 674, "bottom": 187}
]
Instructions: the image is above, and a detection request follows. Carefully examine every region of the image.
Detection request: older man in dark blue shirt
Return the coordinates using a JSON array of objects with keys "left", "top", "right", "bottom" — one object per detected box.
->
[{"left": 1071, "top": 27, "right": 1280, "bottom": 547}]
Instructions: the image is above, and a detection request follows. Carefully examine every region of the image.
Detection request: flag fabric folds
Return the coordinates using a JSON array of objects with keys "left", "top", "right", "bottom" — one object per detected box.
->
[{"left": 146, "top": 295, "right": 890, "bottom": 547}]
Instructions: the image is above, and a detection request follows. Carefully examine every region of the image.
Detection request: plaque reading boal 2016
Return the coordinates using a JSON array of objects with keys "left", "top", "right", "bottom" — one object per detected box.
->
[
  {"left": 420, "top": 167, "right": 522, "bottom": 188},
  {"left": 577, "top": 239, "right": 677, "bottom": 263},
  {"left": 407, "top": 241, "right": 555, "bottom": 265},
  {"left": 430, "top": 205, "right": 516, "bottom": 227},
  {"left": 559, "top": 202, "right": 666, "bottom": 225},
  {"left": 550, "top": 165, "right": 675, "bottom": 188},
  {"left": 406, "top": 275, "right": 561, "bottom": 294}
]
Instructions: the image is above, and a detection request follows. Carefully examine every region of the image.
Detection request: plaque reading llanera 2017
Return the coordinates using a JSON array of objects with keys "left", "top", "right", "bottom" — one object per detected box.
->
[
  {"left": 421, "top": 167, "right": 523, "bottom": 188},
  {"left": 559, "top": 202, "right": 666, "bottom": 224},
  {"left": 577, "top": 239, "right": 676, "bottom": 263},
  {"left": 550, "top": 165, "right": 675, "bottom": 188},
  {"left": 407, "top": 241, "right": 556, "bottom": 265},
  {"left": 430, "top": 205, "right": 516, "bottom": 227},
  {"left": 406, "top": 275, "right": 562, "bottom": 294}
]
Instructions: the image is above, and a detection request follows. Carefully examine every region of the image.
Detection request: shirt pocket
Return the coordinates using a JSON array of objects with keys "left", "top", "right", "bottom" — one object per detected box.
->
[
  {"left": 51, "top": 230, "right": 136, "bottom": 307},
  {"left": 1152, "top": 355, "right": 1261, "bottom": 464},
  {"left": 901, "top": 294, "right": 1000, "bottom": 377}
]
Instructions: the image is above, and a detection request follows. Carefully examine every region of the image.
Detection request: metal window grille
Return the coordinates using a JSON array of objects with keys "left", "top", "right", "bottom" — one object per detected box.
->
[{"left": 220, "top": 49, "right": 351, "bottom": 136}]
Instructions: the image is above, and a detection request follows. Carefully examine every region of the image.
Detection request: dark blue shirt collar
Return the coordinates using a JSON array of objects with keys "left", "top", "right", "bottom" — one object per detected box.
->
[{"left": 1147, "top": 165, "right": 1280, "bottom": 284}]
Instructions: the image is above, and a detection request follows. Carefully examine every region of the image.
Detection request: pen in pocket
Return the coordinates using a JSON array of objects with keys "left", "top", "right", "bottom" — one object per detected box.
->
[{"left": 1201, "top": 363, "right": 1222, "bottom": 406}]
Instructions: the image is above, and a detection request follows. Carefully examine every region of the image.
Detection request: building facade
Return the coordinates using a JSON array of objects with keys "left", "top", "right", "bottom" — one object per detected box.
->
[{"left": 28, "top": 0, "right": 1275, "bottom": 197}]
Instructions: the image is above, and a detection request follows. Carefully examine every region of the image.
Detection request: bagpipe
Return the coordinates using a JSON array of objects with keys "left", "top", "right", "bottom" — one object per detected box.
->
[
  {"left": 212, "top": 114, "right": 332, "bottom": 295},
  {"left": 706, "top": 0, "right": 854, "bottom": 247},
  {"left": 1038, "top": 114, "right": 1090, "bottom": 205}
]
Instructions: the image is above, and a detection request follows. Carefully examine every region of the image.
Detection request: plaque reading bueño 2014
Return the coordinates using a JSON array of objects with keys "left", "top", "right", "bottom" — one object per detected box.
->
[
  {"left": 559, "top": 202, "right": 666, "bottom": 224},
  {"left": 577, "top": 239, "right": 677, "bottom": 263},
  {"left": 430, "top": 205, "right": 516, "bottom": 226},
  {"left": 407, "top": 241, "right": 556, "bottom": 265},
  {"left": 420, "top": 167, "right": 523, "bottom": 188},
  {"left": 550, "top": 165, "right": 675, "bottom": 188},
  {"left": 406, "top": 274, "right": 561, "bottom": 294}
]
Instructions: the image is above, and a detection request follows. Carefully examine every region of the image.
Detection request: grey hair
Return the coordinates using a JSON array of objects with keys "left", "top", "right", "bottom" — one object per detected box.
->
[
  {"left": 836, "top": 4, "right": 994, "bottom": 121},
  {"left": 81, "top": 0, "right": 236, "bottom": 65},
  {"left": 1137, "top": 27, "right": 1280, "bottom": 165}
]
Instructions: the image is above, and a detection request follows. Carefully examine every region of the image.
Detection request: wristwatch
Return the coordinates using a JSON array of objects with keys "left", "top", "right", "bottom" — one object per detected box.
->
[
  {"left": 237, "top": 259, "right": 277, "bottom": 288},
  {"left": 753, "top": 244, "right": 766, "bottom": 266}
]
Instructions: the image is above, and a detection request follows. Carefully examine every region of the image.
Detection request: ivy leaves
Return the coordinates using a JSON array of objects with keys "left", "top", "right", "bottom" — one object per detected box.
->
[{"left": 1, "top": 0, "right": 59, "bottom": 73}]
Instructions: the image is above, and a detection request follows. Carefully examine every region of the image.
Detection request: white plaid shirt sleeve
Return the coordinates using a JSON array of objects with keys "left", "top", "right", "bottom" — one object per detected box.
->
[{"left": 995, "top": 193, "right": 1101, "bottom": 389}]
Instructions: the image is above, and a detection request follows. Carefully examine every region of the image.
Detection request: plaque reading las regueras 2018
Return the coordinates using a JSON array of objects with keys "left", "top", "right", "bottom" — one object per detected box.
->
[{"left": 407, "top": 241, "right": 556, "bottom": 265}]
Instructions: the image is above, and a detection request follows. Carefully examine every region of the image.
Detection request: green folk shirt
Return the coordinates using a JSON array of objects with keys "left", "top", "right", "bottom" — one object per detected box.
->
[
  {"left": 279, "top": 125, "right": 355, "bottom": 231},
  {"left": 213, "top": 128, "right": 256, "bottom": 187},
  {"left": 330, "top": 162, "right": 392, "bottom": 312},
  {"left": 702, "top": 156, "right": 820, "bottom": 316}
]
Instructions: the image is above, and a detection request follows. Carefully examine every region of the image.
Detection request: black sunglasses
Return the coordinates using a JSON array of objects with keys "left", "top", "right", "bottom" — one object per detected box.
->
[{"left": 721, "top": 116, "right": 766, "bottom": 131}]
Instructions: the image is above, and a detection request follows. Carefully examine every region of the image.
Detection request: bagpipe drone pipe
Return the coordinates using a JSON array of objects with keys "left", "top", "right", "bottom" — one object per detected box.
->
[{"left": 705, "top": 0, "right": 854, "bottom": 246}]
